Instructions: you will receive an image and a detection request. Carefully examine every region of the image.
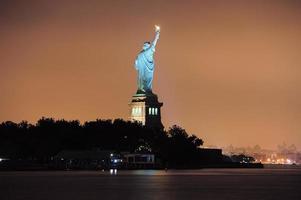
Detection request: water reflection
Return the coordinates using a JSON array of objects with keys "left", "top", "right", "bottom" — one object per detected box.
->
[
  {"left": 131, "top": 170, "right": 163, "bottom": 175},
  {"left": 2, "top": 169, "right": 301, "bottom": 200},
  {"left": 109, "top": 169, "right": 117, "bottom": 175}
]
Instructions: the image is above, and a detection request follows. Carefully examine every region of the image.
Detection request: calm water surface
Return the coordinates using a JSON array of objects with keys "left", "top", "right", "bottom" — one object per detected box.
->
[{"left": 1, "top": 168, "right": 300, "bottom": 200}]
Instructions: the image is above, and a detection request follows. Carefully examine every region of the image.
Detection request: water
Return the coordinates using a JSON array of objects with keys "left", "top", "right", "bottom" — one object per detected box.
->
[{"left": 1, "top": 169, "right": 300, "bottom": 200}]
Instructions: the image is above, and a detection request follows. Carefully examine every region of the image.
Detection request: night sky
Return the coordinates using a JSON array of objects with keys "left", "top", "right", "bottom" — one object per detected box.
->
[{"left": 0, "top": 0, "right": 300, "bottom": 149}]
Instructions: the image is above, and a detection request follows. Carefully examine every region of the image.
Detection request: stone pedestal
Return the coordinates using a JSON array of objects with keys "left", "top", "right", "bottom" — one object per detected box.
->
[{"left": 129, "top": 92, "right": 163, "bottom": 130}]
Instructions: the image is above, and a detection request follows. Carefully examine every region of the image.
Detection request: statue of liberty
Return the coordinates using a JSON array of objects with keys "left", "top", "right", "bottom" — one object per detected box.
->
[{"left": 135, "top": 25, "right": 160, "bottom": 94}]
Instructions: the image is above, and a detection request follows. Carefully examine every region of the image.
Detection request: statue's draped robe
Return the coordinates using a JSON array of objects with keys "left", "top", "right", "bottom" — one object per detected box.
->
[{"left": 135, "top": 45, "right": 155, "bottom": 93}]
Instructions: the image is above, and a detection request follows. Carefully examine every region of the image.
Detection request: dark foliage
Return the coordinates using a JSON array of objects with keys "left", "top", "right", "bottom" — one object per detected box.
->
[
  {"left": 166, "top": 125, "right": 204, "bottom": 166},
  {"left": 0, "top": 118, "right": 203, "bottom": 165}
]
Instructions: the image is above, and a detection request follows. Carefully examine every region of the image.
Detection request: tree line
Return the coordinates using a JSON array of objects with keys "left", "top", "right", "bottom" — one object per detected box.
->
[{"left": 0, "top": 118, "right": 204, "bottom": 166}]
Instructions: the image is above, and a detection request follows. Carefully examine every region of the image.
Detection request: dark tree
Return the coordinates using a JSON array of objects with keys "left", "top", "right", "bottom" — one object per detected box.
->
[{"left": 0, "top": 118, "right": 204, "bottom": 166}]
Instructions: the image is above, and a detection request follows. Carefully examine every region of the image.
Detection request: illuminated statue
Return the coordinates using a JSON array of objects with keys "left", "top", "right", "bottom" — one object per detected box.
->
[{"left": 135, "top": 25, "right": 160, "bottom": 94}]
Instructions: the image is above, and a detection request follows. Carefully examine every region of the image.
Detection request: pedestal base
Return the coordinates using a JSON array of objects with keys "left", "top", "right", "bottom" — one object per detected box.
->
[{"left": 129, "top": 92, "right": 163, "bottom": 130}]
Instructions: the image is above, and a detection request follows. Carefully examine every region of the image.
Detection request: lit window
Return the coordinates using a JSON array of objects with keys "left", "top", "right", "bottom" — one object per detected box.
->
[
  {"left": 152, "top": 108, "right": 155, "bottom": 115},
  {"left": 138, "top": 107, "right": 141, "bottom": 115},
  {"left": 149, "top": 107, "right": 152, "bottom": 115},
  {"left": 155, "top": 108, "right": 158, "bottom": 115},
  {"left": 134, "top": 107, "right": 138, "bottom": 115}
]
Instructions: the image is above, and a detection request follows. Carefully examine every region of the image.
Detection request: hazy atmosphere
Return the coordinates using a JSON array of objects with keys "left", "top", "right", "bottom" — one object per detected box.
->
[{"left": 0, "top": 0, "right": 300, "bottom": 149}]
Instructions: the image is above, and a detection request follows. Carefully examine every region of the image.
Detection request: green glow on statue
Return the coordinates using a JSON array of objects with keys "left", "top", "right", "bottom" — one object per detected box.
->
[{"left": 134, "top": 25, "right": 160, "bottom": 94}]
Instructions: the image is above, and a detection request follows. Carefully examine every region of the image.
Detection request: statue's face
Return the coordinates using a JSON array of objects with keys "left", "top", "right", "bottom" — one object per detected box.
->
[{"left": 143, "top": 42, "right": 151, "bottom": 50}]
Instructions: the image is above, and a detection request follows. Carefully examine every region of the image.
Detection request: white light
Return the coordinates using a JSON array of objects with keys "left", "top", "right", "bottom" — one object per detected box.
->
[
  {"left": 0, "top": 158, "right": 2, "bottom": 162},
  {"left": 110, "top": 169, "right": 117, "bottom": 175},
  {"left": 155, "top": 25, "right": 160, "bottom": 31}
]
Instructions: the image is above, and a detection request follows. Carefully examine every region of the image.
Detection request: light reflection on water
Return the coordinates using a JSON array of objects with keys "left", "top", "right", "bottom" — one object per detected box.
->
[
  {"left": 102, "top": 168, "right": 301, "bottom": 176},
  {"left": 109, "top": 169, "right": 117, "bottom": 175},
  {"left": 1, "top": 168, "right": 301, "bottom": 200}
]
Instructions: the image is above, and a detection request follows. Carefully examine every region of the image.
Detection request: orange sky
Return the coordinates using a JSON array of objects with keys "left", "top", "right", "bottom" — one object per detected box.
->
[{"left": 0, "top": 0, "right": 300, "bottom": 149}]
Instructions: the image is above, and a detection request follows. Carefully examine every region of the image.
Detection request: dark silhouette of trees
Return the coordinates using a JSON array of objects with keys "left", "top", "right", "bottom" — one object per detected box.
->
[
  {"left": 0, "top": 118, "right": 204, "bottom": 165},
  {"left": 166, "top": 125, "right": 204, "bottom": 166}
]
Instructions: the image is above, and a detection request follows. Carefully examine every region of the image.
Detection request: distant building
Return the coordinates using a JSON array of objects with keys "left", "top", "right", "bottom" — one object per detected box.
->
[
  {"left": 123, "top": 153, "right": 155, "bottom": 168},
  {"left": 53, "top": 150, "right": 156, "bottom": 169},
  {"left": 197, "top": 148, "right": 223, "bottom": 164}
]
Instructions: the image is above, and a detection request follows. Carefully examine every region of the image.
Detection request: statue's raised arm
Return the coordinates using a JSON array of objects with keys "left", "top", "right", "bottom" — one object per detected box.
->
[{"left": 152, "top": 25, "right": 160, "bottom": 49}]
